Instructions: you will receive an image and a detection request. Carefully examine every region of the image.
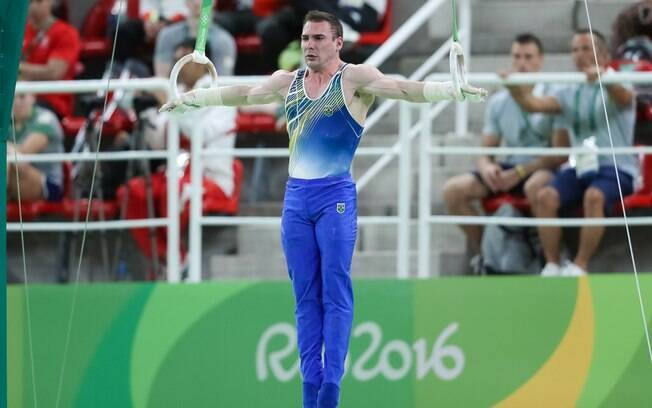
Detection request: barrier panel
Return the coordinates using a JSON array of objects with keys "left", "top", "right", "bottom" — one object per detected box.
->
[{"left": 8, "top": 275, "right": 652, "bottom": 407}]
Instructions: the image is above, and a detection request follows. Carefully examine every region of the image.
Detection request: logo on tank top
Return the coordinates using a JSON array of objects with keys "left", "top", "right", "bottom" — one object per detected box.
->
[
  {"left": 336, "top": 202, "right": 345, "bottom": 214},
  {"left": 324, "top": 105, "right": 334, "bottom": 117}
]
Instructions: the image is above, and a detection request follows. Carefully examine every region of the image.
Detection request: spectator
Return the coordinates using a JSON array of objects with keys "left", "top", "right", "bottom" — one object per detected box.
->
[
  {"left": 154, "top": 0, "right": 237, "bottom": 78},
  {"left": 7, "top": 93, "right": 64, "bottom": 202},
  {"left": 214, "top": 0, "right": 260, "bottom": 36},
  {"left": 442, "top": 33, "right": 569, "bottom": 272},
  {"left": 111, "top": 0, "right": 189, "bottom": 68},
  {"left": 611, "top": 0, "right": 652, "bottom": 54},
  {"left": 509, "top": 30, "right": 637, "bottom": 277},
  {"left": 122, "top": 39, "right": 237, "bottom": 265},
  {"left": 20, "top": 0, "right": 81, "bottom": 118}
]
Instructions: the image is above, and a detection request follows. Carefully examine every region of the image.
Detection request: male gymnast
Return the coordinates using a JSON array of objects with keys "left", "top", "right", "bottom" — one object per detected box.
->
[{"left": 161, "top": 10, "right": 487, "bottom": 408}]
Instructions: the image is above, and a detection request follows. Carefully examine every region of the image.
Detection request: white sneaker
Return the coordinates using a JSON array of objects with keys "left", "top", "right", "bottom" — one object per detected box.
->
[
  {"left": 561, "top": 262, "right": 587, "bottom": 277},
  {"left": 541, "top": 262, "right": 562, "bottom": 277}
]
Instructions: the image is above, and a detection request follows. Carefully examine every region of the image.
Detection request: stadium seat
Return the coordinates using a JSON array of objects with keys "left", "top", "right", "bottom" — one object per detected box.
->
[
  {"left": 6, "top": 162, "right": 72, "bottom": 222},
  {"left": 61, "top": 108, "right": 134, "bottom": 139},
  {"left": 235, "top": 0, "right": 392, "bottom": 55},
  {"left": 79, "top": 0, "right": 115, "bottom": 60},
  {"left": 482, "top": 193, "right": 531, "bottom": 215},
  {"left": 203, "top": 158, "right": 244, "bottom": 215},
  {"left": 357, "top": 0, "right": 393, "bottom": 47},
  {"left": 253, "top": 0, "right": 288, "bottom": 17},
  {"left": 621, "top": 154, "right": 652, "bottom": 212},
  {"left": 235, "top": 112, "right": 278, "bottom": 133}
]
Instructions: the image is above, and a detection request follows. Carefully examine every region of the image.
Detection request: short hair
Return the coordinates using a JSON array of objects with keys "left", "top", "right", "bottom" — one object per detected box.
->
[
  {"left": 303, "top": 10, "right": 343, "bottom": 39},
  {"left": 513, "top": 33, "right": 544, "bottom": 54},
  {"left": 175, "top": 38, "right": 212, "bottom": 63},
  {"left": 574, "top": 28, "right": 609, "bottom": 54}
]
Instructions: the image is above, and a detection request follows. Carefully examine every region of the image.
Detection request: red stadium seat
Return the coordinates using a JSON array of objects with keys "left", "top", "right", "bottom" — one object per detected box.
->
[
  {"left": 61, "top": 109, "right": 134, "bottom": 139},
  {"left": 235, "top": 0, "right": 393, "bottom": 54},
  {"left": 203, "top": 159, "right": 244, "bottom": 215},
  {"left": 482, "top": 193, "right": 531, "bottom": 215},
  {"left": 620, "top": 154, "right": 652, "bottom": 212},
  {"left": 252, "top": 0, "right": 288, "bottom": 17},
  {"left": 235, "top": 112, "right": 278, "bottom": 133},
  {"left": 6, "top": 162, "right": 72, "bottom": 221},
  {"left": 79, "top": 0, "right": 115, "bottom": 60},
  {"left": 357, "top": 0, "right": 393, "bottom": 46}
]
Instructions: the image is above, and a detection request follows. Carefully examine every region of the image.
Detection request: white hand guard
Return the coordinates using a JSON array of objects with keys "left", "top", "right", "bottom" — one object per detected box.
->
[
  {"left": 460, "top": 83, "right": 488, "bottom": 103},
  {"left": 159, "top": 88, "right": 224, "bottom": 114}
]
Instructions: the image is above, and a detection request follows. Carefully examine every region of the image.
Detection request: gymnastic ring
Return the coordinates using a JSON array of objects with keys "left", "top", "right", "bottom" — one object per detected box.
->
[
  {"left": 449, "top": 41, "right": 467, "bottom": 102},
  {"left": 169, "top": 51, "right": 219, "bottom": 100}
]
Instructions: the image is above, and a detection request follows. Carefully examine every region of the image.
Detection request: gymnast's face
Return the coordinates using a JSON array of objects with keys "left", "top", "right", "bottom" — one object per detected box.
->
[
  {"left": 301, "top": 21, "right": 343, "bottom": 71},
  {"left": 510, "top": 42, "right": 543, "bottom": 73}
]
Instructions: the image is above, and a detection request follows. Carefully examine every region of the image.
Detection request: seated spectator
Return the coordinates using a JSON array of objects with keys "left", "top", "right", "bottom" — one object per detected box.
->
[
  {"left": 111, "top": 0, "right": 189, "bottom": 68},
  {"left": 19, "top": 0, "right": 81, "bottom": 118},
  {"left": 442, "top": 33, "right": 568, "bottom": 273},
  {"left": 154, "top": 0, "right": 236, "bottom": 78},
  {"left": 122, "top": 39, "right": 238, "bottom": 265},
  {"left": 7, "top": 93, "right": 64, "bottom": 202},
  {"left": 214, "top": 0, "right": 260, "bottom": 36},
  {"left": 508, "top": 30, "right": 637, "bottom": 277}
]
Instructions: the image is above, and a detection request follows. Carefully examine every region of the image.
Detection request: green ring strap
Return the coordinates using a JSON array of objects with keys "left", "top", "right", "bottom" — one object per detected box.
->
[{"left": 194, "top": 0, "right": 213, "bottom": 56}]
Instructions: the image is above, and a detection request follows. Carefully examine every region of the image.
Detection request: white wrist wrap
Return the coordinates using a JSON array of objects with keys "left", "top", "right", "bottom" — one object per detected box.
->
[
  {"left": 184, "top": 87, "right": 224, "bottom": 107},
  {"left": 423, "top": 81, "right": 457, "bottom": 102}
]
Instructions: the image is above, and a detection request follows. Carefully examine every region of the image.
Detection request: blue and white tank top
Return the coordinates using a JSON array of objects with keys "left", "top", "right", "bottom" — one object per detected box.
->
[{"left": 284, "top": 64, "right": 364, "bottom": 179}]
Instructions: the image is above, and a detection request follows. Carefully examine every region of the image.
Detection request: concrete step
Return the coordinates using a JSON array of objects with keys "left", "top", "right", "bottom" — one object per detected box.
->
[{"left": 207, "top": 248, "right": 471, "bottom": 280}]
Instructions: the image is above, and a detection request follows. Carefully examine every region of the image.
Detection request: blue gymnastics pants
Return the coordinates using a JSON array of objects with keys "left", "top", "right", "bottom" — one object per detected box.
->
[{"left": 281, "top": 174, "right": 357, "bottom": 388}]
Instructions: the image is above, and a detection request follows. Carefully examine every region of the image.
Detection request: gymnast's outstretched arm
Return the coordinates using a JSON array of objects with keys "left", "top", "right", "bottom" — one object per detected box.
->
[
  {"left": 160, "top": 70, "right": 294, "bottom": 112},
  {"left": 345, "top": 64, "right": 487, "bottom": 103}
]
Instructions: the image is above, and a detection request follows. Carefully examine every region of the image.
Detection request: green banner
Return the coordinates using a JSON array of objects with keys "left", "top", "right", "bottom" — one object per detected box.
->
[
  {"left": 7, "top": 275, "right": 652, "bottom": 407},
  {"left": 2, "top": 1, "right": 29, "bottom": 407}
]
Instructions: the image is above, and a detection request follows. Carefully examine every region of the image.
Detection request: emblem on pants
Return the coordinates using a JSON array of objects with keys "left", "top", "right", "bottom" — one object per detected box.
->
[{"left": 336, "top": 202, "right": 345, "bottom": 214}]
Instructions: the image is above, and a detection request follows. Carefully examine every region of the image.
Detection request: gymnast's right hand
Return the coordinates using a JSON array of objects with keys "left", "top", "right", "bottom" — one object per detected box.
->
[{"left": 159, "top": 91, "right": 201, "bottom": 113}]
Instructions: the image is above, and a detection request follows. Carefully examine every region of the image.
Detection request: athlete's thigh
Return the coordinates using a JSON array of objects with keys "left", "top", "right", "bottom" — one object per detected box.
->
[
  {"left": 281, "top": 207, "right": 321, "bottom": 302},
  {"left": 314, "top": 186, "right": 357, "bottom": 275}
]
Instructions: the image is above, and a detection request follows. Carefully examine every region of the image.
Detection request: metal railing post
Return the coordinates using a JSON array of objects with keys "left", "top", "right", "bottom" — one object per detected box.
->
[
  {"left": 455, "top": 0, "right": 472, "bottom": 137},
  {"left": 167, "top": 119, "right": 181, "bottom": 282},
  {"left": 397, "top": 102, "right": 411, "bottom": 279},
  {"left": 189, "top": 125, "right": 203, "bottom": 282},
  {"left": 418, "top": 104, "right": 432, "bottom": 278}
]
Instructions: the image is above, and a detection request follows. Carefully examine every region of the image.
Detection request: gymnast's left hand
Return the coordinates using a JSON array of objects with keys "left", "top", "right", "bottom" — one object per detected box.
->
[
  {"left": 461, "top": 84, "right": 488, "bottom": 103},
  {"left": 159, "top": 92, "right": 201, "bottom": 114}
]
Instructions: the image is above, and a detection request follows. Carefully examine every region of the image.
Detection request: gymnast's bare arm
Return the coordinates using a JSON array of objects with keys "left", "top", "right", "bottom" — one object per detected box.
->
[
  {"left": 160, "top": 70, "right": 294, "bottom": 112},
  {"left": 344, "top": 64, "right": 487, "bottom": 103}
]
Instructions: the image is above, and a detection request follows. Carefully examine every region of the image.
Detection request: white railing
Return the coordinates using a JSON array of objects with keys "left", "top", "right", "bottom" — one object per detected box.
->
[
  {"left": 9, "top": 71, "right": 652, "bottom": 281},
  {"left": 11, "top": 77, "right": 255, "bottom": 282},
  {"left": 8, "top": 0, "right": 472, "bottom": 282},
  {"left": 357, "top": 0, "right": 471, "bottom": 191}
]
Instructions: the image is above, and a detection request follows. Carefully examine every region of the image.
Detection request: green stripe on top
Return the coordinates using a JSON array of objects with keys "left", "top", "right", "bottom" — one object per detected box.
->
[
  {"left": 451, "top": 0, "right": 459, "bottom": 42},
  {"left": 194, "top": 0, "right": 213, "bottom": 56}
]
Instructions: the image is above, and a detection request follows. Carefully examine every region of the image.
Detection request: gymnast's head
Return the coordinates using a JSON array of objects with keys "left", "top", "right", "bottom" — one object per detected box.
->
[{"left": 301, "top": 10, "right": 344, "bottom": 70}]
